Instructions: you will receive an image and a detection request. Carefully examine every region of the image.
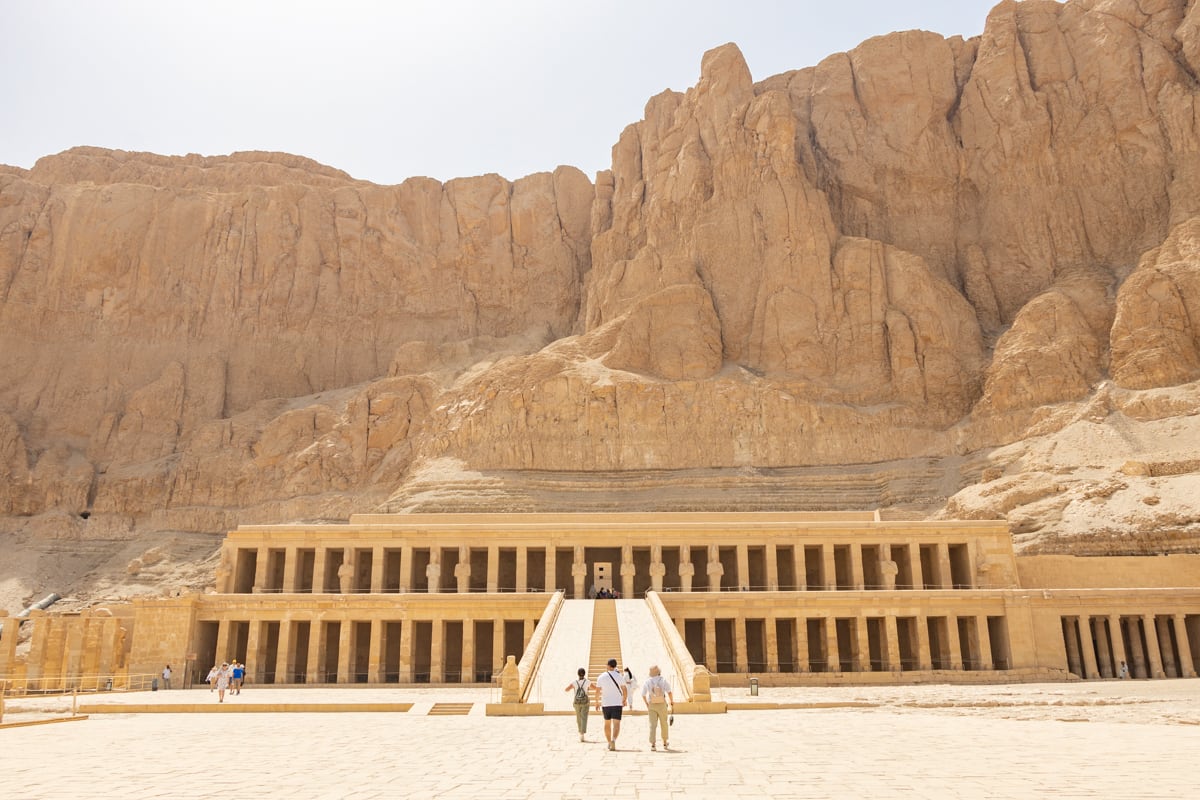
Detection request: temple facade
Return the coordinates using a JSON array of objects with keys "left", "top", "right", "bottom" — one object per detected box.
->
[{"left": 3, "top": 512, "right": 1199, "bottom": 693}]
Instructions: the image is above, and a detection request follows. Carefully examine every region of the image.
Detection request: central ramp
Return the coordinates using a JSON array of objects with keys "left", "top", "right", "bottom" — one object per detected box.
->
[
  {"left": 523, "top": 599, "right": 593, "bottom": 710},
  {"left": 615, "top": 599, "right": 680, "bottom": 703}
]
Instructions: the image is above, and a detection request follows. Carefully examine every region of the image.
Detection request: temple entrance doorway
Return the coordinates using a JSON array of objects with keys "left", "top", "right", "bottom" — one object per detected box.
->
[{"left": 593, "top": 562, "right": 613, "bottom": 594}]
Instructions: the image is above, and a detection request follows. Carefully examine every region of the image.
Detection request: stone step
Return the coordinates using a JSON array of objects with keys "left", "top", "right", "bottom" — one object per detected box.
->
[{"left": 427, "top": 703, "right": 472, "bottom": 716}]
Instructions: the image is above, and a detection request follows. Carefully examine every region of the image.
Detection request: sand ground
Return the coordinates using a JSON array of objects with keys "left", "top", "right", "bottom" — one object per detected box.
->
[{"left": 2, "top": 679, "right": 1197, "bottom": 799}]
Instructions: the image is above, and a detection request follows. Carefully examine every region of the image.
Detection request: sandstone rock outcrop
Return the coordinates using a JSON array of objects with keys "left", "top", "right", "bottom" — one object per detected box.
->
[{"left": 4, "top": 0, "right": 1200, "bottom": 609}]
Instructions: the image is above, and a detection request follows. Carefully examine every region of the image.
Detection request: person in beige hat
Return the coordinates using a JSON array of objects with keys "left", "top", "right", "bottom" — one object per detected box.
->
[{"left": 640, "top": 665, "right": 674, "bottom": 751}]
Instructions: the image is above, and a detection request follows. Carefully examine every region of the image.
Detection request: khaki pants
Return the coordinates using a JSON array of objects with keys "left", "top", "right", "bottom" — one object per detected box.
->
[
  {"left": 574, "top": 703, "right": 589, "bottom": 734},
  {"left": 647, "top": 702, "right": 669, "bottom": 744}
]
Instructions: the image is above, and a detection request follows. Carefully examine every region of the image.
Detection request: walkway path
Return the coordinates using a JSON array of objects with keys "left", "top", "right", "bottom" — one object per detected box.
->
[
  {"left": 524, "top": 599, "right": 593, "bottom": 710},
  {"left": 3, "top": 680, "right": 1199, "bottom": 798}
]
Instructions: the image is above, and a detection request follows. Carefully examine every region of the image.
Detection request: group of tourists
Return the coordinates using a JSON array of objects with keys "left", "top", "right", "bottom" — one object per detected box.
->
[
  {"left": 565, "top": 659, "right": 675, "bottom": 751},
  {"left": 588, "top": 586, "right": 621, "bottom": 599},
  {"left": 203, "top": 660, "right": 247, "bottom": 702}
]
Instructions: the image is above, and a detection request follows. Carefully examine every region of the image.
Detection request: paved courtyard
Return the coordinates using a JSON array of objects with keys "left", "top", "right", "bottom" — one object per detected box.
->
[{"left": 3, "top": 680, "right": 1198, "bottom": 799}]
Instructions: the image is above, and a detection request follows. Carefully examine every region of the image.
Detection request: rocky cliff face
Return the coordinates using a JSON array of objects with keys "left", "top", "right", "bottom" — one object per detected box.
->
[{"left": 3, "top": 0, "right": 1200, "bottom": 608}]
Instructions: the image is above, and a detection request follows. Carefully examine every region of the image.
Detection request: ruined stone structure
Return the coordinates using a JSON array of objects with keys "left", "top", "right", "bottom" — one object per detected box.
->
[{"left": 4, "top": 512, "right": 1197, "bottom": 694}]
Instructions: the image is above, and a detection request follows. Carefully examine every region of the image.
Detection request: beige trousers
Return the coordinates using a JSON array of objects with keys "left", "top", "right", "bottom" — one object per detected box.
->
[{"left": 646, "top": 701, "right": 669, "bottom": 744}]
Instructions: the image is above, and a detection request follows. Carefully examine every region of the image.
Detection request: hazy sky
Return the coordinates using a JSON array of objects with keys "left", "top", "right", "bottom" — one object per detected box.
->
[{"left": 2, "top": 0, "right": 1002, "bottom": 184}]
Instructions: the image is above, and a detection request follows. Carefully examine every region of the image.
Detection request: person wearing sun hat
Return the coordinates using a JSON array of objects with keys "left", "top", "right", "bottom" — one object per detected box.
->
[{"left": 214, "top": 662, "right": 233, "bottom": 703}]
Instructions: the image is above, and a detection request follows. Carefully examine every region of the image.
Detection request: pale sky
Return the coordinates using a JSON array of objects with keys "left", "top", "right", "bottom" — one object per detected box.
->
[{"left": 1, "top": 0, "right": 1002, "bottom": 184}]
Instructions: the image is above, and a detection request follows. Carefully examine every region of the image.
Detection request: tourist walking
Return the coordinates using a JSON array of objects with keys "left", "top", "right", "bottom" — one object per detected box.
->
[
  {"left": 214, "top": 662, "right": 233, "bottom": 703},
  {"left": 623, "top": 667, "right": 638, "bottom": 710},
  {"left": 565, "top": 667, "right": 595, "bottom": 741},
  {"left": 161, "top": 664, "right": 172, "bottom": 690},
  {"left": 641, "top": 665, "right": 674, "bottom": 751},
  {"left": 232, "top": 660, "right": 245, "bottom": 694},
  {"left": 596, "top": 658, "right": 627, "bottom": 750},
  {"left": 204, "top": 664, "right": 218, "bottom": 691}
]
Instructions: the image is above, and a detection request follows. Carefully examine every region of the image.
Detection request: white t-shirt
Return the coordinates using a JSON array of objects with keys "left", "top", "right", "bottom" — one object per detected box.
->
[{"left": 598, "top": 669, "right": 626, "bottom": 707}]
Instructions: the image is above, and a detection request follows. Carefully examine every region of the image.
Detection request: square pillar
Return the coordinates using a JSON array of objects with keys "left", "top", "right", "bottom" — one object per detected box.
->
[
  {"left": 704, "top": 618, "right": 718, "bottom": 672},
  {"left": 1108, "top": 615, "right": 1128, "bottom": 675},
  {"left": 306, "top": 621, "right": 323, "bottom": 683},
  {"left": 461, "top": 620, "right": 476, "bottom": 683},
  {"left": 274, "top": 619, "right": 294, "bottom": 684},
  {"left": 282, "top": 547, "right": 300, "bottom": 593},
  {"left": 430, "top": 622, "right": 445, "bottom": 683},
  {"left": 486, "top": 546, "right": 500, "bottom": 593},
  {"left": 369, "top": 546, "right": 385, "bottom": 593},
  {"left": 214, "top": 620, "right": 232, "bottom": 666},
  {"left": 765, "top": 615, "right": 780, "bottom": 672},
  {"left": 734, "top": 616, "right": 748, "bottom": 673},
  {"left": 311, "top": 549, "right": 329, "bottom": 594},
  {"left": 1174, "top": 615, "right": 1196, "bottom": 678},
  {"left": 367, "top": 619, "right": 384, "bottom": 683},
  {"left": 854, "top": 617, "right": 871, "bottom": 671},
  {"left": 935, "top": 543, "right": 952, "bottom": 590},
  {"left": 946, "top": 616, "right": 963, "bottom": 670},
  {"left": 0, "top": 613, "right": 19, "bottom": 676},
  {"left": 1079, "top": 616, "right": 1099, "bottom": 679},
  {"left": 398, "top": 620, "right": 414, "bottom": 682},
  {"left": 492, "top": 620, "right": 505, "bottom": 672},
  {"left": 1155, "top": 616, "right": 1177, "bottom": 678},
  {"left": 245, "top": 621, "right": 264, "bottom": 681},
  {"left": 398, "top": 545, "right": 413, "bottom": 593},
  {"left": 793, "top": 547, "right": 806, "bottom": 591},
  {"left": 977, "top": 615, "right": 994, "bottom": 670},
  {"left": 849, "top": 546, "right": 865, "bottom": 591},
  {"left": 825, "top": 617, "right": 841, "bottom": 673},
  {"left": 908, "top": 546, "right": 924, "bottom": 591},
  {"left": 795, "top": 617, "right": 809, "bottom": 672},
  {"left": 544, "top": 546, "right": 556, "bottom": 592},
  {"left": 822, "top": 546, "right": 837, "bottom": 591},
  {"left": 884, "top": 615, "right": 902, "bottom": 671},
  {"left": 915, "top": 615, "right": 932, "bottom": 670},
  {"left": 1143, "top": 614, "right": 1165, "bottom": 678},
  {"left": 515, "top": 547, "right": 528, "bottom": 592},
  {"left": 765, "top": 544, "right": 779, "bottom": 591},
  {"left": 736, "top": 545, "right": 749, "bottom": 591},
  {"left": 253, "top": 547, "right": 270, "bottom": 593},
  {"left": 336, "top": 619, "right": 354, "bottom": 684}
]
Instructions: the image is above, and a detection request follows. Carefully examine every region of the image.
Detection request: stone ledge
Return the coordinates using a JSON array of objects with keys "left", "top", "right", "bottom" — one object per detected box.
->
[
  {"left": 0, "top": 715, "right": 89, "bottom": 729},
  {"left": 77, "top": 703, "right": 413, "bottom": 714}
]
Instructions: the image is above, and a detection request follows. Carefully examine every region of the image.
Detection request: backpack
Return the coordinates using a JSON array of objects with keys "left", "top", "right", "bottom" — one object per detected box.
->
[
  {"left": 648, "top": 679, "right": 666, "bottom": 703},
  {"left": 573, "top": 679, "right": 589, "bottom": 705}
]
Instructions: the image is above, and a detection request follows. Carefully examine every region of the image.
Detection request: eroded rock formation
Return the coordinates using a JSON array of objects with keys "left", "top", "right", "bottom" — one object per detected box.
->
[{"left": 3, "top": 0, "right": 1200, "bottom": 608}]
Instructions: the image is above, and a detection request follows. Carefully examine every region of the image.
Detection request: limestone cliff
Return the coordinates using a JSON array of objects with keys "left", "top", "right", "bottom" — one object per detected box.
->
[{"left": 3, "top": 0, "right": 1200, "bottom": 609}]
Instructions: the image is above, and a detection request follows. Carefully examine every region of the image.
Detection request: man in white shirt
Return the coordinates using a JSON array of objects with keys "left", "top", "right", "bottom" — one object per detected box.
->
[{"left": 595, "top": 657, "right": 628, "bottom": 750}]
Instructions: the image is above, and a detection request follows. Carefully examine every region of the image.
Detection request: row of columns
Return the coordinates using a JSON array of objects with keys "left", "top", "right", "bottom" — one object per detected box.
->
[
  {"left": 682, "top": 612, "right": 1006, "bottom": 674},
  {"left": 0, "top": 610, "right": 126, "bottom": 690},
  {"left": 1063, "top": 613, "right": 1198, "bottom": 680},
  {"left": 229, "top": 539, "right": 975, "bottom": 596},
  {"left": 211, "top": 616, "right": 536, "bottom": 685}
]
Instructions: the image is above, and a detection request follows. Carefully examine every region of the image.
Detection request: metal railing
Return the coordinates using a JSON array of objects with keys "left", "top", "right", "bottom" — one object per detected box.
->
[{"left": 0, "top": 672, "right": 158, "bottom": 697}]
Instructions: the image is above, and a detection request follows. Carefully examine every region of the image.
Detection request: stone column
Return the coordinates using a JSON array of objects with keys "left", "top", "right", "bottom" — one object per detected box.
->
[
  {"left": 1092, "top": 617, "right": 1112, "bottom": 677},
  {"left": 1063, "top": 619, "right": 1083, "bottom": 676},
  {"left": 915, "top": 615, "right": 932, "bottom": 670},
  {"left": 571, "top": 548, "right": 587, "bottom": 599},
  {"left": 704, "top": 618, "right": 718, "bottom": 672},
  {"left": 486, "top": 546, "right": 500, "bottom": 593},
  {"left": 493, "top": 620, "right": 506, "bottom": 672},
  {"left": 825, "top": 618, "right": 841, "bottom": 673},
  {"left": 367, "top": 619, "right": 384, "bottom": 683},
  {"left": 398, "top": 545, "right": 413, "bottom": 593},
  {"left": 305, "top": 621, "right": 323, "bottom": 683},
  {"left": 336, "top": 619, "right": 354, "bottom": 683},
  {"left": 455, "top": 550, "right": 472, "bottom": 594},
  {"left": 214, "top": 620, "right": 232, "bottom": 666},
  {"left": 245, "top": 621, "right": 263, "bottom": 682},
  {"left": 398, "top": 619, "right": 415, "bottom": 683},
  {"left": 370, "top": 546, "right": 385, "bottom": 594},
  {"left": 81, "top": 614, "right": 103, "bottom": 689},
  {"left": 649, "top": 557, "right": 666, "bottom": 593},
  {"left": 977, "top": 616, "right": 994, "bottom": 670},
  {"left": 1155, "top": 616, "right": 1177, "bottom": 678},
  {"left": 734, "top": 616, "right": 749, "bottom": 673},
  {"left": 1079, "top": 616, "right": 1099, "bottom": 679},
  {"left": 766, "top": 615, "right": 780, "bottom": 672},
  {"left": 1174, "top": 615, "right": 1197, "bottom": 678},
  {"left": 0, "top": 611, "right": 17, "bottom": 678},
  {"left": 1125, "top": 617, "right": 1147, "bottom": 677},
  {"left": 621, "top": 546, "right": 636, "bottom": 598},
  {"left": 822, "top": 546, "right": 837, "bottom": 590},
  {"left": 936, "top": 543, "right": 952, "bottom": 589},
  {"left": 461, "top": 620, "right": 475, "bottom": 683},
  {"left": 430, "top": 622, "right": 445, "bottom": 683},
  {"left": 544, "top": 546, "right": 556, "bottom": 593},
  {"left": 282, "top": 547, "right": 300, "bottom": 593},
  {"left": 516, "top": 546, "right": 528, "bottom": 592},
  {"left": 765, "top": 544, "right": 779, "bottom": 591},
  {"left": 678, "top": 557, "right": 695, "bottom": 593},
  {"left": 1109, "top": 615, "right": 1128, "bottom": 676},
  {"left": 312, "top": 549, "right": 329, "bottom": 594},
  {"left": 736, "top": 545, "right": 749, "bottom": 590},
  {"left": 849, "top": 546, "right": 865, "bottom": 591},
  {"left": 794, "top": 548, "right": 807, "bottom": 591},
  {"left": 909, "top": 547, "right": 924, "bottom": 591},
  {"left": 275, "top": 619, "right": 294, "bottom": 684},
  {"left": 884, "top": 615, "right": 902, "bottom": 672},
  {"left": 854, "top": 617, "right": 871, "bottom": 672},
  {"left": 796, "top": 617, "right": 809, "bottom": 672},
  {"left": 339, "top": 548, "right": 356, "bottom": 594},
  {"left": 947, "top": 617, "right": 963, "bottom": 670},
  {"left": 706, "top": 547, "right": 724, "bottom": 592},
  {"left": 1142, "top": 615, "right": 1165, "bottom": 679},
  {"left": 253, "top": 546, "right": 270, "bottom": 593}
]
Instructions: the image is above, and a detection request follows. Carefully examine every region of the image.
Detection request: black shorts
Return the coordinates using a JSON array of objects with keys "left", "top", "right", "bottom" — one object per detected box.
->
[{"left": 602, "top": 705, "right": 623, "bottom": 721}]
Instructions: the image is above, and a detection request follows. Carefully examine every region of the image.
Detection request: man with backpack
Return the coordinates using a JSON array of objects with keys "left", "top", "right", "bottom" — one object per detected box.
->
[
  {"left": 565, "top": 667, "right": 596, "bottom": 741},
  {"left": 641, "top": 665, "right": 675, "bottom": 751}
]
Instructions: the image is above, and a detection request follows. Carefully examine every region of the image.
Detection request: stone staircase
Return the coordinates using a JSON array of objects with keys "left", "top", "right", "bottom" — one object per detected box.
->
[
  {"left": 427, "top": 703, "right": 472, "bottom": 716},
  {"left": 588, "top": 602, "right": 622, "bottom": 682}
]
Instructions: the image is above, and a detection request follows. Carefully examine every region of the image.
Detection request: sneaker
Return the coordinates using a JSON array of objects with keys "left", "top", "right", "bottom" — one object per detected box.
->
[{"left": 663, "top": 742, "right": 669, "bottom": 750}]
